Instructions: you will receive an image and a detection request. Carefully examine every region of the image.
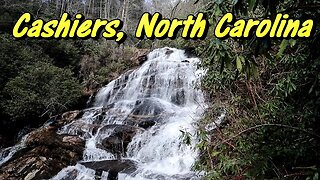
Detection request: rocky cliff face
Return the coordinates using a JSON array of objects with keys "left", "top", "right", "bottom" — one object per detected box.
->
[
  {"left": 0, "top": 111, "right": 85, "bottom": 180},
  {"left": 0, "top": 108, "right": 150, "bottom": 179}
]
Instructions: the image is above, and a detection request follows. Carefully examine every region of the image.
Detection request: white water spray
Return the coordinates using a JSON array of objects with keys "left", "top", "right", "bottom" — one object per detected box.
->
[{"left": 50, "top": 47, "right": 206, "bottom": 179}]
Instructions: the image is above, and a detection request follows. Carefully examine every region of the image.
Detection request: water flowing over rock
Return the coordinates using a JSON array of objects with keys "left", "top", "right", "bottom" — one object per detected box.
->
[{"left": 0, "top": 47, "right": 206, "bottom": 180}]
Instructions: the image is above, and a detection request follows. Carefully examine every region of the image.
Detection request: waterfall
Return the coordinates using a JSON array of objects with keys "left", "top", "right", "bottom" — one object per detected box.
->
[{"left": 51, "top": 47, "right": 206, "bottom": 180}]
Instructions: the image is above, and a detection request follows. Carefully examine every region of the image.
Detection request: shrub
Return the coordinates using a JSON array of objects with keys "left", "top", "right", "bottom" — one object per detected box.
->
[{"left": 2, "top": 62, "right": 81, "bottom": 122}]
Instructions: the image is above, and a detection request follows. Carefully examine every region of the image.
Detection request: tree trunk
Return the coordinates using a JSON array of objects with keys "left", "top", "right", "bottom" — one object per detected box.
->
[
  {"left": 100, "top": 0, "right": 102, "bottom": 18},
  {"left": 87, "top": 0, "right": 91, "bottom": 17},
  {"left": 84, "top": 0, "right": 86, "bottom": 15},
  {"left": 56, "top": 0, "right": 60, "bottom": 15},
  {"left": 170, "top": 0, "right": 181, "bottom": 19},
  {"left": 121, "top": 0, "right": 129, "bottom": 31},
  {"left": 124, "top": 0, "right": 130, "bottom": 31},
  {"left": 92, "top": 0, "right": 95, "bottom": 17},
  {"left": 60, "top": 0, "right": 65, "bottom": 17},
  {"left": 107, "top": 0, "right": 111, "bottom": 18},
  {"left": 104, "top": 0, "right": 107, "bottom": 18}
]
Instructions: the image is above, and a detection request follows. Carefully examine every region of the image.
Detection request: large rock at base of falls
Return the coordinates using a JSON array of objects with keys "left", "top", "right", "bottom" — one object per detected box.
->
[
  {"left": 98, "top": 125, "right": 143, "bottom": 154},
  {"left": 81, "top": 159, "right": 137, "bottom": 178},
  {"left": 0, "top": 111, "right": 85, "bottom": 180}
]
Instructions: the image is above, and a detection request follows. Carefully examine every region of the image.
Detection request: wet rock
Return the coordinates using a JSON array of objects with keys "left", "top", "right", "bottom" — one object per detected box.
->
[
  {"left": 125, "top": 114, "right": 163, "bottom": 129},
  {"left": 171, "top": 89, "right": 186, "bottom": 105},
  {"left": 138, "top": 120, "right": 156, "bottom": 129},
  {"left": 62, "top": 136, "right": 84, "bottom": 145},
  {"left": 141, "top": 172, "right": 197, "bottom": 180},
  {"left": 64, "top": 121, "right": 101, "bottom": 138},
  {"left": 102, "top": 136, "right": 123, "bottom": 153},
  {"left": 131, "top": 98, "right": 164, "bottom": 116},
  {"left": 59, "top": 169, "right": 78, "bottom": 180},
  {"left": 46, "top": 110, "right": 84, "bottom": 128},
  {"left": 61, "top": 110, "right": 82, "bottom": 122},
  {"left": 0, "top": 113, "right": 85, "bottom": 180},
  {"left": 81, "top": 159, "right": 137, "bottom": 177},
  {"left": 16, "top": 126, "right": 34, "bottom": 142},
  {"left": 113, "top": 75, "right": 129, "bottom": 91},
  {"left": 181, "top": 60, "right": 190, "bottom": 63},
  {"left": 183, "top": 47, "right": 196, "bottom": 58},
  {"left": 176, "top": 76, "right": 184, "bottom": 88},
  {"left": 25, "top": 127, "right": 84, "bottom": 154},
  {"left": 103, "top": 103, "right": 115, "bottom": 111},
  {"left": 99, "top": 125, "right": 143, "bottom": 154},
  {"left": 165, "top": 49, "right": 174, "bottom": 56},
  {"left": 124, "top": 98, "right": 169, "bottom": 128},
  {"left": 90, "top": 105, "right": 116, "bottom": 124},
  {"left": 140, "top": 76, "right": 155, "bottom": 97},
  {"left": 137, "top": 55, "right": 148, "bottom": 65},
  {"left": 85, "top": 91, "right": 98, "bottom": 107},
  {"left": 130, "top": 49, "right": 150, "bottom": 65}
]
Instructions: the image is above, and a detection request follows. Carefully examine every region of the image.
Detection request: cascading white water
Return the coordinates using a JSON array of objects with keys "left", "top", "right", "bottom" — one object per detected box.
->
[{"left": 51, "top": 47, "right": 206, "bottom": 180}]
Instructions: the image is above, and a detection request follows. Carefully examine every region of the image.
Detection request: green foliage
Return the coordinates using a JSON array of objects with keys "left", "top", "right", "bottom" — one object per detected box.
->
[
  {"left": 37, "top": 39, "right": 82, "bottom": 69},
  {"left": 89, "top": 45, "right": 136, "bottom": 85},
  {"left": 0, "top": 0, "right": 140, "bottom": 148},
  {"left": 179, "top": 129, "right": 192, "bottom": 145},
  {"left": 189, "top": 0, "right": 320, "bottom": 179},
  {"left": 2, "top": 62, "right": 81, "bottom": 121},
  {"left": 0, "top": 34, "right": 84, "bottom": 126},
  {"left": 0, "top": 34, "right": 51, "bottom": 88},
  {"left": 95, "top": 60, "right": 129, "bottom": 85}
]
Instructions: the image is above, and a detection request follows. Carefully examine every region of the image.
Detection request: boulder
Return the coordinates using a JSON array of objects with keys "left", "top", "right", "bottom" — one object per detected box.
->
[
  {"left": 62, "top": 121, "right": 101, "bottom": 138},
  {"left": 47, "top": 110, "right": 84, "bottom": 127},
  {"left": 183, "top": 47, "right": 197, "bottom": 58},
  {"left": 165, "top": 49, "right": 174, "bottom": 56},
  {"left": 122, "top": 98, "right": 169, "bottom": 129},
  {"left": 170, "top": 89, "right": 186, "bottom": 105},
  {"left": 81, "top": 159, "right": 137, "bottom": 179},
  {"left": 99, "top": 125, "right": 143, "bottom": 154},
  {"left": 0, "top": 113, "right": 85, "bottom": 180},
  {"left": 61, "top": 110, "right": 83, "bottom": 123},
  {"left": 59, "top": 169, "right": 78, "bottom": 180},
  {"left": 138, "top": 120, "right": 156, "bottom": 129},
  {"left": 125, "top": 114, "right": 162, "bottom": 129},
  {"left": 131, "top": 98, "right": 164, "bottom": 116}
]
